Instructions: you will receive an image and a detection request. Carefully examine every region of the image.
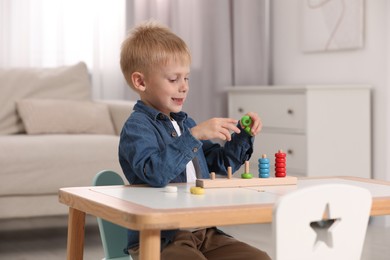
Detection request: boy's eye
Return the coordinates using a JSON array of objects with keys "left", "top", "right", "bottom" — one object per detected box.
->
[{"left": 168, "top": 76, "right": 189, "bottom": 83}]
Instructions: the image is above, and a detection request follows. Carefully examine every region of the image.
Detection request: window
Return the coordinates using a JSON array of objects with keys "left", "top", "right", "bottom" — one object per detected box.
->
[{"left": 0, "top": 0, "right": 126, "bottom": 99}]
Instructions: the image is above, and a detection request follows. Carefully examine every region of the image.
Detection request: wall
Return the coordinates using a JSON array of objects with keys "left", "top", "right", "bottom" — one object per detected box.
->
[{"left": 271, "top": 0, "right": 389, "bottom": 225}]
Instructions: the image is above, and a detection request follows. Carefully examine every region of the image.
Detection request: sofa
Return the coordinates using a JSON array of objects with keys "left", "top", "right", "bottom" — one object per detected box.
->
[{"left": 0, "top": 62, "right": 134, "bottom": 221}]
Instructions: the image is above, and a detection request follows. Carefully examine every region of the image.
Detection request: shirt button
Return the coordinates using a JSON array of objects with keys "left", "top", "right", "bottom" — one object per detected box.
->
[
  {"left": 192, "top": 147, "right": 198, "bottom": 153},
  {"left": 171, "top": 131, "right": 177, "bottom": 137}
]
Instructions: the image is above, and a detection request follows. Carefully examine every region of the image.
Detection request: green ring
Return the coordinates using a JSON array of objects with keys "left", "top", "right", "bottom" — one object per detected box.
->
[
  {"left": 241, "top": 115, "right": 252, "bottom": 135},
  {"left": 241, "top": 173, "right": 253, "bottom": 179},
  {"left": 241, "top": 115, "right": 252, "bottom": 127},
  {"left": 244, "top": 126, "right": 251, "bottom": 135}
]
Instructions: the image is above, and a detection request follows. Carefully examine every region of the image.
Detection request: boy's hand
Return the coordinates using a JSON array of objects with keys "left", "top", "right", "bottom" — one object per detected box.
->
[
  {"left": 240, "top": 112, "right": 262, "bottom": 136},
  {"left": 191, "top": 118, "right": 241, "bottom": 141}
]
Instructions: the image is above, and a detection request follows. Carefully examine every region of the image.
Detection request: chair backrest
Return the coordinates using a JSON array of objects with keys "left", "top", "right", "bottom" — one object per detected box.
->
[
  {"left": 273, "top": 183, "right": 372, "bottom": 260},
  {"left": 92, "top": 170, "right": 131, "bottom": 260}
]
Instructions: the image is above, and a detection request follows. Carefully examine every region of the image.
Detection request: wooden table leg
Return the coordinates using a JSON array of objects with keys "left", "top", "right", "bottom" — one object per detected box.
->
[
  {"left": 139, "top": 229, "right": 161, "bottom": 260},
  {"left": 67, "top": 207, "right": 86, "bottom": 260}
]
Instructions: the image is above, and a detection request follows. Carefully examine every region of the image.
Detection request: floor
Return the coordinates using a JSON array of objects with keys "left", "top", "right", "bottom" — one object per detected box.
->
[
  {"left": 0, "top": 218, "right": 104, "bottom": 260},
  {"left": 1, "top": 217, "right": 390, "bottom": 260},
  {"left": 220, "top": 222, "right": 390, "bottom": 260}
]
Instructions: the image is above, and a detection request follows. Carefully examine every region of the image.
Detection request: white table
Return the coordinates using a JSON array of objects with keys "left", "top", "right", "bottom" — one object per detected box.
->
[{"left": 59, "top": 177, "right": 390, "bottom": 260}]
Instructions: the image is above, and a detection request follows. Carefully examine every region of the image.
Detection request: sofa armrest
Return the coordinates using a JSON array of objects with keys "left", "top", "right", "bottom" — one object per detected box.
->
[{"left": 97, "top": 100, "right": 136, "bottom": 135}]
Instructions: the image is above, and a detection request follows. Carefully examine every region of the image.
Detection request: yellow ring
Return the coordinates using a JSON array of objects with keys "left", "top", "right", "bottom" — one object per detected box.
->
[{"left": 190, "top": 186, "right": 205, "bottom": 195}]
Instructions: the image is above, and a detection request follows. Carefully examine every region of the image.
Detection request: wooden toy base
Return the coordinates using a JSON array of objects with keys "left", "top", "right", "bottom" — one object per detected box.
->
[{"left": 196, "top": 176, "right": 297, "bottom": 189}]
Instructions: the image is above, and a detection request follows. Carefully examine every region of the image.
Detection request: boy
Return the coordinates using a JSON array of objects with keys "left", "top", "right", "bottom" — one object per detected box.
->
[{"left": 119, "top": 21, "right": 270, "bottom": 260}]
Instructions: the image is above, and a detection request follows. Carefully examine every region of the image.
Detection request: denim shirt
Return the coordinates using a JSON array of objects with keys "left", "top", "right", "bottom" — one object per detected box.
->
[{"left": 118, "top": 100, "right": 254, "bottom": 252}]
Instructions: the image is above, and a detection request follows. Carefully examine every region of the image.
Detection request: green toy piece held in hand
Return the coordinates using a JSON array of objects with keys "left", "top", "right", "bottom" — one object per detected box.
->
[{"left": 241, "top": 115, "right": 252, "bottom": 135}]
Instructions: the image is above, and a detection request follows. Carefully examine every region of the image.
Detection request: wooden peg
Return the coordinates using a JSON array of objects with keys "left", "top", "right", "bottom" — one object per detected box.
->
[
  {"left": 227, "top": 167, "right": 232, "bottom": 179},
  {"left": 210, "top": 172, "right": 216, "bottom": 180},
  {"left": 245, "top": 161, "right": 250, "bottom": 173}
]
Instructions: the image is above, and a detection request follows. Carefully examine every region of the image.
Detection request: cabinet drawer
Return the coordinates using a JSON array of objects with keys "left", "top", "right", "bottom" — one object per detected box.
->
[
  {"left": 250, "top": 132, "right": 307, "bottom": 175},
  {"left": 228, "top": 93, "right": 306, "bottom": 131}
]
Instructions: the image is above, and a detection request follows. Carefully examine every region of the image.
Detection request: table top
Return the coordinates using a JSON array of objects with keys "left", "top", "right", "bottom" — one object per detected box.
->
[{"left": 59, "top": 176, "right": 390, "bottom": 231}]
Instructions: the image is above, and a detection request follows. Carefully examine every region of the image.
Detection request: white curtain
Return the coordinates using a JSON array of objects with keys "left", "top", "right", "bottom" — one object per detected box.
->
[
  {"left": 0, "top": 0, "right": 269, "bottom": 115},
  {"left": 0, "top": 0, "right": 126, "bottom": 99},
  {"left": 125, "top": 0, "right": 270, "bottom": 122}
]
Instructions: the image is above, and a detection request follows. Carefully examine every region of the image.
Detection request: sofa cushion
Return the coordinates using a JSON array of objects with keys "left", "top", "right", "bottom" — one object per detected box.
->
[
  {"left": 0, "top": 134, "right": 124, "bottom": 196},
  {"left": 0, "top": 62, "right": 91, "bottom": 135},
  {"left": 17, "top": 99, "right": 116, "bottom": 135},
  {"left": 98, "top": 100, "right": 136, "bottom": 135}
]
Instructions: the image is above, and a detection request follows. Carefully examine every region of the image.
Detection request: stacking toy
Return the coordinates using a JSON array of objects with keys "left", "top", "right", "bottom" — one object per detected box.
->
[
  {"left": 241, "top": 161, "right": 253, "bottom": 179},
  {"left": 258, "top": 154, "right": 270, "bottom": 178},
  {"left": 240, "top": 115, "right": 252, "bottom": 135},
  {"left": 275, "top": 149, "right": 286, "bottom": 177}
]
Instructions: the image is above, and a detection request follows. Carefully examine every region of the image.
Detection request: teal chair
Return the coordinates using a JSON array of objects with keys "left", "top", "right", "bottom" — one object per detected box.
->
[{"left": 92, "top": 170, "right": 132, "bottom": 260}]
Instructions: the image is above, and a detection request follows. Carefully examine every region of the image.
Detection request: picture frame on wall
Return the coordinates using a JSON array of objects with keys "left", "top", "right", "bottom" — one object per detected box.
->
[{"left": 302, "top": 0, "right": 364, "bottom": 52}]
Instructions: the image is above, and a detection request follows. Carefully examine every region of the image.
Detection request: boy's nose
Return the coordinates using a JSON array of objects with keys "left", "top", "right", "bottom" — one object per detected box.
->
[{"left": 179, "top": 81, "right": 188, "bottom": 92}]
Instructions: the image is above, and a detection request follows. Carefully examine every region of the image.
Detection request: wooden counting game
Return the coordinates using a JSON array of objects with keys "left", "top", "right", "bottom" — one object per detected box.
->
[
  {"left": 196, "top": 175, "right": 297, "bottom": 189},
  {"left": 196, "top": 150, "right": 297, "bottom": 189}
]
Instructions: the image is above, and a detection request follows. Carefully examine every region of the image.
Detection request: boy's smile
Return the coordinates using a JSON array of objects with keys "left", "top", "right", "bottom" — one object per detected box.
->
[{"left": 172, "top": 97, "right": 185, "bottom": 106}]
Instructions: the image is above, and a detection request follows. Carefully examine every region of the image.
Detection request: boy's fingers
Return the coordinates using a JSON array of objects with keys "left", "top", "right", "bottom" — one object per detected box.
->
[
  {"left": 252, "top": 121, "right": 261, "bottom": 133},
  {"left": 226, "top": 118, "right": 239, "bottom": 123},
  {"left": 224, "top": 118, "right": 240, "bottom": 132},
  {"left": 220, "top": 128, "right": 232, "bottom": 141},
  {"left": 224, "top": 123, "right": 240, "bottom": 134},
  {"left": 218, "top": 132, "right": 228, "bottom": 141}
]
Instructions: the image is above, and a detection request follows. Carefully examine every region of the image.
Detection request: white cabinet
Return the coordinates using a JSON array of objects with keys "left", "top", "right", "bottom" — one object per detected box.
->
[{"left": 228, "top": 85, "right": 371, "bottom": 178}]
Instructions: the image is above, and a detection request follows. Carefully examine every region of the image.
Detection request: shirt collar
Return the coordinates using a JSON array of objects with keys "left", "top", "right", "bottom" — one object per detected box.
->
[{"left": 133, "top": 100, "right": 188, "bottom": 122}]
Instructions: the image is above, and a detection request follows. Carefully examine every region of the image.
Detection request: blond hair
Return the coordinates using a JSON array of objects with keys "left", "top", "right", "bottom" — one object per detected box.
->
[{"left": 120, "top": 21, "right": 191, "bottom": 89}]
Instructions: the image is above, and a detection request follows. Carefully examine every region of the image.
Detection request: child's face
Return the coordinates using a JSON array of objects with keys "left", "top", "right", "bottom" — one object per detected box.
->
[{"left": 141, "top": 60, "right": 190, "bottom": 116}]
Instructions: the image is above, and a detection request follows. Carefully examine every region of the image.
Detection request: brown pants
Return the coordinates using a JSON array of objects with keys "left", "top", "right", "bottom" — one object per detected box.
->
[{"left": 130, "top": 228, "right": 271, "bottom": 260}]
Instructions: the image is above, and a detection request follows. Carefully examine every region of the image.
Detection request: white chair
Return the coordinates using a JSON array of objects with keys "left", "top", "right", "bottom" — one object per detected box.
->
[{"left": 273, "top": 184, "right": 372, "bottom": 260}]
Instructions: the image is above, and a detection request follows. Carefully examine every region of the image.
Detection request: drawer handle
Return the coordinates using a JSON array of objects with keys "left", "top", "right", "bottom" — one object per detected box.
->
[
  {"left": 287, "top": 109, "right": 294, "bottom": 115},
  {"left": 287, "top": 149, "right": 293, "bottom": 155},
  {"left": 238, "top": 107, "right": 244, "bottom": 113}
]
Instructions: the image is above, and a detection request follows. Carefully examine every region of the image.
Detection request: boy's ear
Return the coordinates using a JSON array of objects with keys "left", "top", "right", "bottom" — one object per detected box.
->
[{"left": 131, "top": 72, "right": 146, "bottom": 92}]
